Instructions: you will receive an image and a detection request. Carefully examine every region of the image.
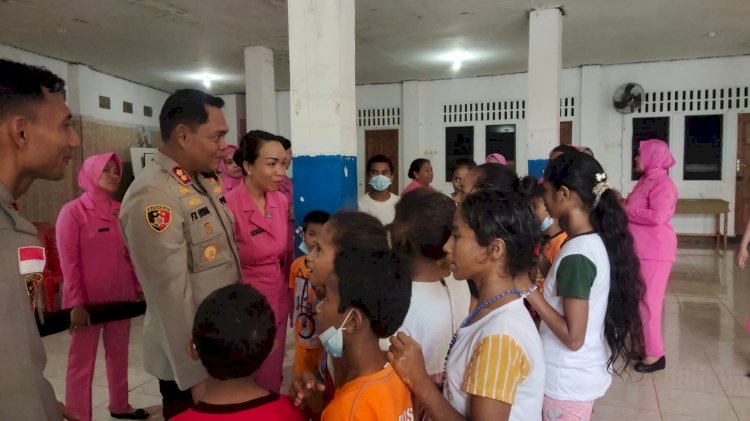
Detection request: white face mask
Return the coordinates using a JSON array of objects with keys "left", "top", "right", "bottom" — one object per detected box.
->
[
  {"left": 541, "top": 216, "right": 554, "bottom": 231},
  {"left": 368, "top": 175, "right": 392, "bottom": 192},
  {"left": 318, "top": 309, "right": 354, "bottom": 359}
]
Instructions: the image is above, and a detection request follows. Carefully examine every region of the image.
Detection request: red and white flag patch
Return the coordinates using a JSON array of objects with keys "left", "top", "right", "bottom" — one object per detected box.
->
[{"left": 18, "top": 246, "right": 46, "bottom": 275}]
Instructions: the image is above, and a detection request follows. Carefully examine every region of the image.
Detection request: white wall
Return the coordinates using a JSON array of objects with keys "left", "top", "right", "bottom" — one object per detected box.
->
[
  {"left": 2, "top": 44, "right": 167, "bottom": 127},
  {"left": 218, "top": 94, "right": 239, "bottom": 146},
  {"left": 277, "top": 54, "right": 750, "bottom": 235},
  {"left": 74, "top": 65, "right": 167, "bottom": 126},
  {"left": 0, "top": 44, "right": 69, "bottom": 84}
]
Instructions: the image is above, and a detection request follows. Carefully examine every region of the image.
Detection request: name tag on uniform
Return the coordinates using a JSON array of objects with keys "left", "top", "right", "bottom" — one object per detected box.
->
[
  {"left": 98, "top": 227, "right": 110, "bottom": 232},
  {"left": 250, "top": 228, "right": 265, "bottom": 236},
  {"left": 190, "top": 206, "right": 211, "bottom": 222}
]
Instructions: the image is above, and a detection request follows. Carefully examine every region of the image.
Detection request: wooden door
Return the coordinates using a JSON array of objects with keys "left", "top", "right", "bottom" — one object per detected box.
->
[
  {"left": 560, "top": 121, "right": 573, "bottom": 145},
  {"left": 735, "top": 114, "right": 750, "bottom": 235},
  {"left": 365, "top": 129, "right": 399, "bottom": 194}
]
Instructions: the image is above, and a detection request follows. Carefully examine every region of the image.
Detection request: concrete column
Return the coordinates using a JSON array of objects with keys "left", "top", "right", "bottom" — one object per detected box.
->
[
  {"left": 402, "top": 81, "right": 422, "bottom": 190},
  {"left": 244, "top": 46, "right": 277, "bottom": 133},
  {"left": 526, "top": 7, "right": 563, "bottom": 178},
  {"left": 288, "top": 0, "right": 357, "bottom": 222}
]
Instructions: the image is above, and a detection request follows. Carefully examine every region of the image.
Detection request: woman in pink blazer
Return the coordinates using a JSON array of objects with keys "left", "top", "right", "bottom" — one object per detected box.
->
[
  {"left": 57, "top": 152, "right": 147, "bottom": 421},
  {"left": 225, "top": 132, "right": 289, "bottom": 392},
  {"left": 626, "top": 139, "right": 678, "bottom": 373}
]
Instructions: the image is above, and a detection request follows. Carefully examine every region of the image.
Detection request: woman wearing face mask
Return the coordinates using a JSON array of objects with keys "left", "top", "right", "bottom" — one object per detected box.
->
[
  {"left": 56, "top": 153, "right": 147, "bottom": 421},
  {"left": 218, "top": 144, "right": 243, "bottom": 193},
  {"left": 225, "top": 132, "right": 290, "bottom": 392},
  {"left": 626, "top": 139, "right": 678, "bottom": 373},
  {"left": 358, "top": 154, "right": 400, "bottom": 225},
  {"left": 402, "top": 158, "right": 434, "bottom": 195}
]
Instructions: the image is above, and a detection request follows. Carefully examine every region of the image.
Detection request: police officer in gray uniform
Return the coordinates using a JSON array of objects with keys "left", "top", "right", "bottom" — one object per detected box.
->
[
  {"left": 120, "top": 89, "right": 242, "bottom": 419},
  {"left": 0, "top": 59, "right": 81, "bottom": 420}
]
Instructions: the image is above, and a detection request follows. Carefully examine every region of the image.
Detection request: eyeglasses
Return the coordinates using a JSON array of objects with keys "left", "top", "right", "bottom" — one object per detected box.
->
[{"left": 368, "top": 170, "right": 392, "bottom": 177}]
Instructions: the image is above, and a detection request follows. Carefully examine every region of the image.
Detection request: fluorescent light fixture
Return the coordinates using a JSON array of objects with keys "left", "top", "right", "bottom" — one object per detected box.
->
[
  {"left": 189, "top": 73, "right": 218, "bottom": 89},
  {"left": 440, "top": 51, "right": 474, "bottom": 72}
]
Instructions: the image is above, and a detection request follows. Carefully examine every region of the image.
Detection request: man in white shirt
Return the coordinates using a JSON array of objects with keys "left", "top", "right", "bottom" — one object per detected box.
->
[{"left": 358, "top": 154, "right": 399, "bottom": 225}]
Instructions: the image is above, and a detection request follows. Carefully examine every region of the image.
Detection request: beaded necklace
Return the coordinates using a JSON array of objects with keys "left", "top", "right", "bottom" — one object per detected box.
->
[{"left": 443, "top": 288, "right": 522, "bottom": 372}]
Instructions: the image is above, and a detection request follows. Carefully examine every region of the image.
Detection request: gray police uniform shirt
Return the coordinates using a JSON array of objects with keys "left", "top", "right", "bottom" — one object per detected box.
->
[
  {"left": 120, "top": 150, "right": 242, "bottom": 390},
  {"left": 0, "top": 182, "right": 62, "bottom": 420}
]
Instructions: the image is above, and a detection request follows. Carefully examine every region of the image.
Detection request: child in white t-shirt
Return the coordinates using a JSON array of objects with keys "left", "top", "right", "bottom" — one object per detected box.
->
[
  {"left": 358, "top": 154, "right": 399, "bottom": 225},
  {"left": 519, "top": 151, "right": 645, "bottom": 421},
  {"left": 387, "top": 188, "right": 545, "bottom": 421},
  {"left": 382, "top": 189, "right": 471, "bottom": 388}
]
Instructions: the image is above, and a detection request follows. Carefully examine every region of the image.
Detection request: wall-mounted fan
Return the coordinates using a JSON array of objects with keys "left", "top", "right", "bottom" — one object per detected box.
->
[{"left": 612, "top": 82, "right": 644, "bottom": 114}]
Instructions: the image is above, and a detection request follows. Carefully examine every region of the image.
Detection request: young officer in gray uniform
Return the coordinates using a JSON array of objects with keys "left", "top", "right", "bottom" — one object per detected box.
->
[
  {"left": 120, "top": 89, "right": 242, "bottom": 419},
  {"left": 0, "top": 59, "right": 81, "bottom": 420}
]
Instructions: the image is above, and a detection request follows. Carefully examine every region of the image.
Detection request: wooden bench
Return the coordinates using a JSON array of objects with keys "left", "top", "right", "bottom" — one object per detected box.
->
[{"left": 674, "top": 199, "right": 729, "bottom": 251}]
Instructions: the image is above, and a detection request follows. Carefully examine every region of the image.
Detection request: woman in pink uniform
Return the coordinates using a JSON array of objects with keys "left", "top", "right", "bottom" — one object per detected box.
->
[
  {"left": 57, "top": 153, "right": 147, "bottom": 421},
  {"left": 625, "top": 139, "right": 678, "bottom": 373},
  {"left": 225, "top": 132, "right": 289, "bottom": 392},
  {"left": 218, "top": 144, "right": 243, "bottom": 193}
]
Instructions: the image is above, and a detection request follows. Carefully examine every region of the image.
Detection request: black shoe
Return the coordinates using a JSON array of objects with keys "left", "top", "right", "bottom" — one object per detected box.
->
[
  {"left": 110, "top": 408, "right": 149, "bottom": 420},
  {"left": 634, "top": 356, "right": 666, "bottom": 373}
]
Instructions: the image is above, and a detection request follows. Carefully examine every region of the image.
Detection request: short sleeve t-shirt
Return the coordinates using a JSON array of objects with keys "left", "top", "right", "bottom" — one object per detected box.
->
[
  {"left": 322, "top": 364, "right": 413, "bottom": 421},
  {"left": 444, "top": 299, "right": 545, "bottom": 420},
  {"left": 540, "top": 232, "right": 612, "bottom": 401},
  {"left": 380, "top": 276, "right": 471, "bottom": 384},
  {"left": 288, "top": 255, "right": 319, "bottom": 348},
  {"left": 358, "top": 193, "right": 399, "bottom": 225},
  {"left": 173, "top": 393, "right": 304, "bottom": 420}
]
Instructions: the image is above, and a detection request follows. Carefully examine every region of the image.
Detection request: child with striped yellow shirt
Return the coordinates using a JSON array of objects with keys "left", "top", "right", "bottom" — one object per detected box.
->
[{"left": 388, "top": 189, "right": 544, "bottom": 421}]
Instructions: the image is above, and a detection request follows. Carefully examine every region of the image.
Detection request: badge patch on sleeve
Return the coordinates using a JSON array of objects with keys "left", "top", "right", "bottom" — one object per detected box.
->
[
  {"left": 18, "top": 246, "right": 46, "bottom": 275},
  {"left": 146, "top": 205, "right": 172, "bottom": 233}
]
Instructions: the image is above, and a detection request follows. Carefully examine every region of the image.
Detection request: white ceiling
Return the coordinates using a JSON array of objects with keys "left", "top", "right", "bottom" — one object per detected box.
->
[{"left": 1, "top": 0, "right": 749, "bottom": 94}]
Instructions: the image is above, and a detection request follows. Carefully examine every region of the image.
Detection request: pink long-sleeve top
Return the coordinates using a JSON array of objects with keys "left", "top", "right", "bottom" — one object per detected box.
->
[
  {"left": 224, "top": 184, "right": 289, "bottom": 313},
  {"left": 57, "top": 152, "right": 141, "bottom": 309},
  {"left": 625, "top": 139, "right": 679, "bottom": 262}
]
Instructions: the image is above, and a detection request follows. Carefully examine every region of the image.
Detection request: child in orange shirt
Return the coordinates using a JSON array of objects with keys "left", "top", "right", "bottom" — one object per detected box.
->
[
  {"left": 316, "top": 247, "right": 413, "bottom": 421},
  {"left": 289, "top": 210, "right": 330, "bottom": 376}
]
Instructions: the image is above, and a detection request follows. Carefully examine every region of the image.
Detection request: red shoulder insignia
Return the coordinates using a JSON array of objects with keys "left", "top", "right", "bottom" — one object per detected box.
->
[{"left": 172, "top": 166, "right": 192, "bottom": 185}]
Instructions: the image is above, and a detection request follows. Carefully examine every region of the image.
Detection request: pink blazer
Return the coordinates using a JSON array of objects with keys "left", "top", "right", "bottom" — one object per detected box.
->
[
  {"left": 57, "top": 153, "right": 140, "bottom": 308},
  {"left": 225, "top": 185, "right": 289, "bottom": 311}
]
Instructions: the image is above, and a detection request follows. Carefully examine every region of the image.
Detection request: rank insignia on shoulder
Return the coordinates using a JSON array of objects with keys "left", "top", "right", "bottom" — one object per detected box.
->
[
  {"left": 172, "top": 166, "right": 192, "bottom": 185},
  {"left": 178, "top": 185, "right": 192, "bottom": 196},
  {"left": 187, "top": 197, "right": 203, "bottom": 207},
  {"left": 213, "top": 186, "right": 222, "bottom": 194},
  {"left": 146, "top": 205, "right": 172, "bottom": 233},
  {"left": 203, "top": 222, "right": 213, "bottom": 235}
]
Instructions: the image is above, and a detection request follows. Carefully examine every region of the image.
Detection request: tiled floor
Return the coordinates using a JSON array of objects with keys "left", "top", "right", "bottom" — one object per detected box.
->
[{"left": 43, "top": 239, "right": 750, "bottom": 420}]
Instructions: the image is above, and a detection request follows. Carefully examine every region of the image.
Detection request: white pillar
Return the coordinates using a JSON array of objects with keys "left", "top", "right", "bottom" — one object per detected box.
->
[
  {"left": 244, "top": 46, "right": 277, "bottom": 133},
  {"left": 402, "top": 80, "right": 422, "bottom": 190},
  {"left": 526, "top": 7, "right": 563, "bottom": 178},
  {"left": 288, "top": 0, "right": 357, "bottom": 217}
]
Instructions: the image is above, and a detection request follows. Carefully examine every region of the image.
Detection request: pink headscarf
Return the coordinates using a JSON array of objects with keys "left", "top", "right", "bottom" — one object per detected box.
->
[
  {"left": 485, "top": 153, "right": 507, "bottom": 165},
  {"left": 219, "top": 145, "right": 242, "bottom": 193},
  {"left": 639, "top": 139, "right": 675, "bottom": 178},
  {"left": 78, "top": 152, "right": 121, "bottom": 219}
]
